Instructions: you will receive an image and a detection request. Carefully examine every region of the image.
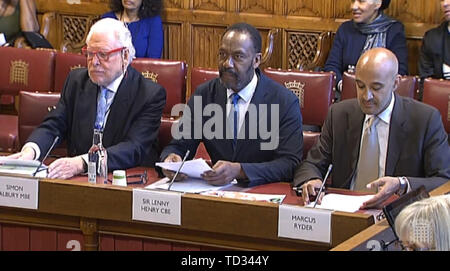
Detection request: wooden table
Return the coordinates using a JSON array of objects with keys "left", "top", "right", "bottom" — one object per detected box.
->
[
  {"left": 331, "top": 181, "right": 450, "bottom": 251},
  {"left": 0, "top": 168, "right": 375, "bottom": 251}
]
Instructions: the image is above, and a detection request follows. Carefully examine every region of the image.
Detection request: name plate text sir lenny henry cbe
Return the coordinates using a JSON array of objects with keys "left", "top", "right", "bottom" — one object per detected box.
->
[{"left": 132, "top": 189, "right": 182, "bottom": 225}]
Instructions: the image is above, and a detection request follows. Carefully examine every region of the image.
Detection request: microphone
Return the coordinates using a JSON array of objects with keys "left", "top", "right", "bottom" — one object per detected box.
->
[
  {"left": 313, "top": 164, "right": 333, "bottom": 208},
  {"left": 167, "top": 150, "right": 190, "bottom": 191},
  {"left": 32, "top": 136, "right": 59, "bottom": 177}
]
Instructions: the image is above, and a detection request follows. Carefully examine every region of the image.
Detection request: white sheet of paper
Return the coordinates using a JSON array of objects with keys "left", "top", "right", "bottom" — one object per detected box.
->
[
  {"left": 0, "top": 157, "right": 41, "bottom": 168},
  {"left": 0, "top": 165, "right": 47, "bottom": 178},
  {"left": 145, "top": 177, "right": 234, "bottom": 194},
  {"left": 155, "top": 159, "right": 212, "bottom": 179},
  {"left": 307, "top": 193, "right": 375, "bottom": 213}
]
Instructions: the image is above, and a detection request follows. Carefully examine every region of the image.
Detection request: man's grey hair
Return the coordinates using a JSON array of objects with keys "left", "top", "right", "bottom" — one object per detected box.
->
[{"left": 86, "top": 18, "right": 136, "bottom": 63}]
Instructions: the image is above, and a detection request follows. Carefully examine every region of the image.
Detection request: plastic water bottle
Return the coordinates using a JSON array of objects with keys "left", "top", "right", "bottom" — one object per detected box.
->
[{"left": 88, "top": 129, "right": 108, "bottom": 184}]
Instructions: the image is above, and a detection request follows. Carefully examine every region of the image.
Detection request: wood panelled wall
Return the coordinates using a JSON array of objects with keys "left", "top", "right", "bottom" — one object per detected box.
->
[{"left": 36, "top": 0, "right": 445, "bottom": 77}]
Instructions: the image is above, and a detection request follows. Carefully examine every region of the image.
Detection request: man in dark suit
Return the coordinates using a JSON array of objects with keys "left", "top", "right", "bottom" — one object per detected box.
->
[
  {"left": 294, "top": 48, "right": 449, "bottom": 209},
  {"left": 161, "top": 23, "right": 303, "bottom": 187},
  {"left": 419, "top": 0, "right": 450, "bottom": 81},
  {"left": 9, "top": 18, "right": 166, "bottom": 179}
]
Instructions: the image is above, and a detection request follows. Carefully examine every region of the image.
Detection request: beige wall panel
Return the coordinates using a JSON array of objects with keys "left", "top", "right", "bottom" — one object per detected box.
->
[
  {"left": 193, "top": 0, "right": 227, "bottom": 11},
  {"left": 192, "top": 25, "right": 226, "bottom": 68},
  {"left": 239, "top": 0, "right": 275, "bottom": 14},
  {"left": 286, "top": 0, "right": 333, "bottom": 18},
  {"left": 163, "top": 23, "right": 183, "bottom": 60}
]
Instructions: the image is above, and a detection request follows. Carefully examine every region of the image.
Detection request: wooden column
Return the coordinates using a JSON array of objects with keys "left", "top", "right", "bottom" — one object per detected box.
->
[{"left": 80, "top": 218, "right": 98, "bottom": 251}]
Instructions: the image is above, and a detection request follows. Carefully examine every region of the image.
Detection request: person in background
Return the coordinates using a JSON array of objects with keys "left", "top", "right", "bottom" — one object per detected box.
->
[
  {"left": 0, "top": 0, "right": 39, "bottom": 45},
  {"left": 419, "top": 0, "right": 450, "bottom": 81},
  {"left": 293, "top": 48, "right": 449, "bottom": 209},
  {"left": 8, "top": 18, "right": 166, "bottom": 179},
  {"left": 102, "top": 0, "right": 163, "bottom": 58},
  {"left": 395, "top": 195, "right": 450, "bottom": 251},
  {"left": 324, "top": 0, "right": 408, "bottom": 98}
]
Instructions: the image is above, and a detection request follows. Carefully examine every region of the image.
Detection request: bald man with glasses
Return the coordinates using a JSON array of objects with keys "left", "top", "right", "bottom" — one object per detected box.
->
[{"left": 9, "top": 18, "right": 166, "bottom": 179}]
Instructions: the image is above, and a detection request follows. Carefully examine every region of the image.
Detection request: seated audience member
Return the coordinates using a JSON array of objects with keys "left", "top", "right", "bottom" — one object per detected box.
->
[
  {"left": 0, "top": 0, "right": 39, "bottom": 45},
  {"left": 419, "top": 0, "right": 450, "bottom": 81},
  {"left": 8, "top": 18, "right": 166, "bottom": 179},
  {"left": 395, "top": 195, "right": 450, "bottom": 251},
  {"left": 324, "top": 0, "right": 408, "bottom": 95},
  {"left": 293, "top": 48, "right": 450, "bottom": 209},
  {"left": 160, "top": 23, "right": 303, "bottom": 187},
  {"left": 102, "top": 0, "right": 163, "bottom": 58}
]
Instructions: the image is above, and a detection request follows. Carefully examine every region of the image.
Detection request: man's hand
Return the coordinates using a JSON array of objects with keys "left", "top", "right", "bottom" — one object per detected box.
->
[
  {"left": 47, "top": 156, "right": 84, "bottom": 179},
  {"left": 361, "top": 177, "right": 401, "bottom": 209},
  {"left": 7, "top": 146, "right": 35, "bottom": 160},
  {"left": 161, "top": 153, "right": 188, "bottom": 181},
  {"left": 201, "top": 160, "right": 244, "bottom": 186},
  {"left": 299, "top": 179, "right": 324, "bottom": 206}
]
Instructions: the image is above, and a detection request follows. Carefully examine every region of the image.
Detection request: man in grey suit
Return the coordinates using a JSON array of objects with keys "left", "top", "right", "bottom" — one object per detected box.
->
[
  {"left": 9, "top": 18, "right": 166, "bottom": 179},
  {"left": 161, "top": 23, "right": 303, "bottom": 187},
  {"left": 294, "top": 48, "right": 449, "bottom": 209}
]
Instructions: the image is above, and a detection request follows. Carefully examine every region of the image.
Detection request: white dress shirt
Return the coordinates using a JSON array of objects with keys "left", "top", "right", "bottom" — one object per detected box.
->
[{"left": 226, "top": 72, "right": 258, "bottom": 133}]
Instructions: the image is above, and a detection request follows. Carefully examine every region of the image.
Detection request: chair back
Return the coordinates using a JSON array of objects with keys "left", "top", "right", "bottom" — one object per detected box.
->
[
  {"left": 422, "top": 78, "right": 450, "bottom": 133},
  {"left": 54, "top": 52, "right": 87, "bottom": 92},
  {"left": 0, "top": 47, "right": 55, "bottom": 95},
  {"left": 131, "top": 58, "right": 187, "bottom": 116},
  {"left": 190, "top": 67, "right": 219, "bottom": 99},
  {"left": 18, "top": 91, "right": 61, "bottom": 148},
  {"left": 264, "top": 68, "right": 335, "bottom": 130},
  {"left": 342, "top": 72, "right": 418, "bottom": 100}
]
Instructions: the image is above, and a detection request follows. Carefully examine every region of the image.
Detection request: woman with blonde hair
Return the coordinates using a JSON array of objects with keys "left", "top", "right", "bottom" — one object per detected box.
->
[{"left": 395, "top": 195, "right": 450, "bottom": 251}]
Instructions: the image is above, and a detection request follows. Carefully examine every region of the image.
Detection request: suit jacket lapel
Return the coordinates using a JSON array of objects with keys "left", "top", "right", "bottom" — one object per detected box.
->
[
  {"left": 385, "top": 94, "right": 407, "bottom": 176},
  {"left": 233, "top": 71, "right": 266, "bottom": 160}
]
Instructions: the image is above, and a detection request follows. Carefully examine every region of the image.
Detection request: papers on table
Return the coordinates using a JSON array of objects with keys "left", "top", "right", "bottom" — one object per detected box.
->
[
  {"left": 307, "top": 193, "right": 374, "bottom": 213},
  {"left": 155, "top": 159, "right": 212, "bottom": 179},
  {"left": 145, "top": 177, "right": 234, "bottom": 194},
  {"left": 0, "top": 157, "right": 47, "bottom": 178},
  {"left": 200, "top": 190, "right": 286, "bottom": 204}
]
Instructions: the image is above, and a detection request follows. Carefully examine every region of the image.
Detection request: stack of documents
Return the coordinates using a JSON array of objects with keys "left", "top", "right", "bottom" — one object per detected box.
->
[
  {"left": 146, "top": 177, "right": 234, "bottom": 193},
  {"left": 0, "top": 157, "right": 47, "bottom": 178},
  {"left": 155, "top": 158, "right": 212, "bottom": 179}
]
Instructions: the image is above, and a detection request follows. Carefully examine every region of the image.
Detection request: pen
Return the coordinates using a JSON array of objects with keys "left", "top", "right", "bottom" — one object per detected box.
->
[{"left": 313, "top": 164, "right": 333, "bottom": 208}]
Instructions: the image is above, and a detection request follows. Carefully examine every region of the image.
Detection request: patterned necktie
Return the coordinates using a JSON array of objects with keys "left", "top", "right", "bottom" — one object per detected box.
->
[
  {"left": 94, "top": 87, "right": 110, "bottom": 130},
  {"left": 230, "top": 93, "right": 241, "bottom": 149},
  {"left": 354, "top": 116, "right": 380, "bottom": 192}
]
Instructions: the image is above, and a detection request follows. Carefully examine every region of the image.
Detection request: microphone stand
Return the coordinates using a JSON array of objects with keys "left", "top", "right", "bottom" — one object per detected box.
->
[
  {"left": 32, "top": 136, "right": 59, "bottom": 177},
  {"left": 167, "top": 150, "right": 190, "bottom": 191}
]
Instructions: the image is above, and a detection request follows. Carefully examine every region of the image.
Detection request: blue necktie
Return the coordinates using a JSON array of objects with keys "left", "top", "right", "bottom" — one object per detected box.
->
[
  {"left": 231, "top": 93, "right": 240, "bottom": 149},
  {"left": 94, "top": 87, "right": 110, "bottom": 130}
]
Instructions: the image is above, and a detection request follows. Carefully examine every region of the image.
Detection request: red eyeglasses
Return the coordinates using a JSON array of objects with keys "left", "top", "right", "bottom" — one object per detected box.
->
[{"left": 82, "top": 46, "right": 126, "bottom": 61}]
